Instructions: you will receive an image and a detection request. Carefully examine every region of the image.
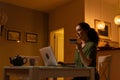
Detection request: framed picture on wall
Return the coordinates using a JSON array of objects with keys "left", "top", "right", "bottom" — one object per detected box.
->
[
  {"left": 0, "top": 25, "right": 2, "bottom": 36},
  {"left": 7, "top": 30, "right": 21, "bottom": 41},
  {"left": 94, "top": 19, "right": 111, "bottom": 40},
  {"left": 26, "top": 33, "right": 38, "bottom": 43},
  {"left": 0, "top": 25, "right": 4, "bottom": 36}
]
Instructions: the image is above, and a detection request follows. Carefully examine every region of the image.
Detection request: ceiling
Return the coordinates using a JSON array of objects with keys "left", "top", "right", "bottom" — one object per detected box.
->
[
  {"left": 0, "top": 0, "right": 74, "bottom": 12},
  {"left": 0, "top": 0, "right": 118, "bottom": 13}
]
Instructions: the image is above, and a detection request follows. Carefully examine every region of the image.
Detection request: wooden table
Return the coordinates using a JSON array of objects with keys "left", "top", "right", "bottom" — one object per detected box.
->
[{"left": 3, "top": 66, "right": 95, "bottom": 80}]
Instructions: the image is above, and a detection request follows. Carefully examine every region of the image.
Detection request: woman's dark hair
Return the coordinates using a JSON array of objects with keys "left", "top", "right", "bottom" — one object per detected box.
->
[{"left": 78, "top": 22, "right": 99, "bottom": 45}]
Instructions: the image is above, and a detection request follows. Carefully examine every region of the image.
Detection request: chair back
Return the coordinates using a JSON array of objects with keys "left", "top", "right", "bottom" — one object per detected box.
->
[{"left": 97, "top": 55, "right": 112, "bottom": 80}]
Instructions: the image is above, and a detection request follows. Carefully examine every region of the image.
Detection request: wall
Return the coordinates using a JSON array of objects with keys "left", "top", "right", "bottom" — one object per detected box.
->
[
  {"left": 0, "top": 2, "right": 49, "bottom": 79},
  {"left": 49, "top": 0, "right": 85, "bottom": 62},
  {"left": 49, "top": 0, "right": 120, "bottom": 63},
  {"left": 85, "top": 0, "right": 119, "bottom": 42}
]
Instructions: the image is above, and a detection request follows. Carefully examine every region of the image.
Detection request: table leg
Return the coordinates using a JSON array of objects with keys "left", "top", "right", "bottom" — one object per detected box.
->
[
  {"left": 4, "top": 75, "right": 9, "bottom": 80},
  {"left": 90, "top": 68, "right": 95, "bottom": 80}
]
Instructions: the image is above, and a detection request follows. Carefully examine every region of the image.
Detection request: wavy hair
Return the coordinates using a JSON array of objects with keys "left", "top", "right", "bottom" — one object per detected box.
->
[{"left": 78, "top": 22, "right": 99, "bottom": 45}]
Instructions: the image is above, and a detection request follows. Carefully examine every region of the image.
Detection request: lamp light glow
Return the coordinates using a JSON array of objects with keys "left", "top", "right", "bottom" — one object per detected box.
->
[
  {"left": 17, "top": 40, "right": 20, "bottom": 43},
  {"left": 0, "top": 12, "right": 8, "bottom": 25},
  {"left": 114, "top": 15, "right": 120, "bottom": 25},
  {"left": 97, "top": 21, "right": 105, "bottom": 30}
]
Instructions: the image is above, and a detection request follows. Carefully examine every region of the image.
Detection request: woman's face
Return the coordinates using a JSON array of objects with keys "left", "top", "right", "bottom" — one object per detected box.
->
[{"left": 76, "top": 25, "right": 87, "bottom": 40}]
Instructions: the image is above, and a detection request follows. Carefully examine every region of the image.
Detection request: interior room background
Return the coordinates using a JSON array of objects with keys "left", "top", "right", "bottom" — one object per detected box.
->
[{"left": 0, "top": 0, "right": 120, "bottom": 79}]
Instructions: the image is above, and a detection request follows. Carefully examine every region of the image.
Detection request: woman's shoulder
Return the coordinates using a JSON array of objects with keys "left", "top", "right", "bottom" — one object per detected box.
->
[{"left": 86, "top": 41, "right": 97, "bottom": 46}]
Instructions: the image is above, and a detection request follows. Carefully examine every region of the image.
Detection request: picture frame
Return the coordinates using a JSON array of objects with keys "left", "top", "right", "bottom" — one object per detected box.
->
[
  {"left": 26, "top": 33, "right": 38, "bottom": 43},
  {"left": 0, "top": 25, "right": 4, "bottom": 36},
  {"left": 0, "top": 25, "right": 2, "bottom": 36},
  {"left": 94, "top": 19, "right": 111, "bottom": 40},
  {"left": 7, "top": 30, "right": 21, "bottom": 41}
]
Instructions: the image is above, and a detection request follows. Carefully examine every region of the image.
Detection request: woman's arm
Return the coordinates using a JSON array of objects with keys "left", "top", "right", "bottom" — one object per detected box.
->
[{"left": 76, "top": 42, "right": 92, "bottom": 67}]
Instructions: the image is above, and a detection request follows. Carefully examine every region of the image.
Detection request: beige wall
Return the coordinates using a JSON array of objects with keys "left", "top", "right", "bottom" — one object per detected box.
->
[
  {"left": 85, "top": 0, "right": 119, "bottom": 42},
  {"left": 49, "top": 0, "right": 85, "bottom": 62},
  {"left": 0, "top": 2, "right": 49, "bottom": 78},
  {"left": 49, "top": 0, "right": 120, "bottom": 63}
]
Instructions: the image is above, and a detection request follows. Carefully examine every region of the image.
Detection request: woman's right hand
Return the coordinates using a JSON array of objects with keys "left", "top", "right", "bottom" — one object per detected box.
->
[{"left": 76, "top": 42, "right": 82, "bottom": 50}]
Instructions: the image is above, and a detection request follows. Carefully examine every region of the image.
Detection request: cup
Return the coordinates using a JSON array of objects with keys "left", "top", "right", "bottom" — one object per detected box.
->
[{"left": 29, "top": 58, "right": 36, "bottom": 66}]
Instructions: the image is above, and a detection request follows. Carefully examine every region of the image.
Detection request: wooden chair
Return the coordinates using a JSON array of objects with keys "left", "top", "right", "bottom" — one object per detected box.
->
[{"left": 97, "top": 55, "right": 112, "bottom": 80}]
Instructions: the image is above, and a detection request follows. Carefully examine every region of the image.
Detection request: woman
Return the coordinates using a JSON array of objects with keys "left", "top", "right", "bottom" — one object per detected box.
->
[{"left": 73, "top": 22, "right": 99, "bottom": 80}]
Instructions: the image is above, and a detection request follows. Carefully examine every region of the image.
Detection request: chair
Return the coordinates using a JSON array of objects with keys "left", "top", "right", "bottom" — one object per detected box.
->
[{"left": 97, "top": 55, "right": 112, "bottom": 80}]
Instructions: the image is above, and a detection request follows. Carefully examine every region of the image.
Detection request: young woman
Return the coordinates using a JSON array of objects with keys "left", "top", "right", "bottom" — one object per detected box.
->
[{"left": 73, "top": 22, "right": 99, "bottom": 80}]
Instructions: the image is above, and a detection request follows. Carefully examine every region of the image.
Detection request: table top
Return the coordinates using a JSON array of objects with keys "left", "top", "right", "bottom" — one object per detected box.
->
[
  {"left": 4, "top": 66, "right": 95, "bottom": 70},
  {"left": 4, "top": 66, "right": 95, "bottom": 80}
]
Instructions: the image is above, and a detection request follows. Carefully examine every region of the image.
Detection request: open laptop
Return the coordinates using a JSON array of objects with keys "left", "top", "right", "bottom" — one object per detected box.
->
[
  {"left": 39, "top": 46, "right": 58, "bottom": 66},
  {"left": 40, "top": 46, "right": 76, "bottom": 67}
]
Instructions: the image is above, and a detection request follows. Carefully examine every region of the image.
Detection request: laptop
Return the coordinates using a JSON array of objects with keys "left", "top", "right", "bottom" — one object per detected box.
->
[
  {"left": 40, "top": 46, "right": 76, "bottom": 67},
  {"left": 39, "top": 46, "right": 58, "bottom": 66}
]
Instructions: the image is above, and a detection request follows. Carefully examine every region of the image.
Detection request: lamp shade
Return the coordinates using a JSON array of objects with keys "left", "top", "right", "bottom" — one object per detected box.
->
[
  {"left": 97, "top": 21, "right": 105, "bottom": 30},
  {"left": 114, "top": 15, "right": 120, "bottom": 25},
  {"left": 0, "top": 12, "right": 8, "bottom": 25}
]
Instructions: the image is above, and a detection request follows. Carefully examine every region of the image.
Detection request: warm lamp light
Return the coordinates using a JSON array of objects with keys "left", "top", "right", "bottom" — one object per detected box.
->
[
  {"left": 114, "top": 15, "right": 120, "bottom": 25},
  {"left": 0, "top": 12, "right": 8, "bottom": 36},
  {"left": 17, "top": 40, "right": 20, "bottom": 43},
  {"left": 97, "top": 21, "right": 105, "bottom": 30},
  {"left": 0, "top": 12, "right": 8, "bottom": 25}
]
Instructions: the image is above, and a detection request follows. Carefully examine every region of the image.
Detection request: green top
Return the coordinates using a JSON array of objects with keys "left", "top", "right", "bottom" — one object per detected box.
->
[{"left": 74, "top": 41, "right": 97, "bottom": 68}]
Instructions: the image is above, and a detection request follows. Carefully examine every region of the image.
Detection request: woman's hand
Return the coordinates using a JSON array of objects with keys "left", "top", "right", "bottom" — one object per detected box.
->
[{"left": 76, "top": 42, "right": 82, "bottom": 50}]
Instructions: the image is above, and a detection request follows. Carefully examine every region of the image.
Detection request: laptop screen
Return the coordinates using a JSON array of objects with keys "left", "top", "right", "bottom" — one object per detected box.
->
[{"left": 39, "top": 46, "right": 58, "bottom": 66}]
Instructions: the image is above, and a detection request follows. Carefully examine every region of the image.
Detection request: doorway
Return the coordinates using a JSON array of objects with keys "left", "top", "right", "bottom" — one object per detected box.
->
[
  {"left": 50, "top": 28, "right": 64, "bottom": 62},
  {"left": 50, "top": 28, "right": 64, "bottom": 80}
]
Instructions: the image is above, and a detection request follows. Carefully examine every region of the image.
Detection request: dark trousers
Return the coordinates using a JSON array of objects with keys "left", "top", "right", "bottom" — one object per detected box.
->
[
  {"left": 72, "top": 71, "right": 99, "bottom": 80},
  {"left": 72, "top": 77, "right": 88, "bottom": 80}
]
